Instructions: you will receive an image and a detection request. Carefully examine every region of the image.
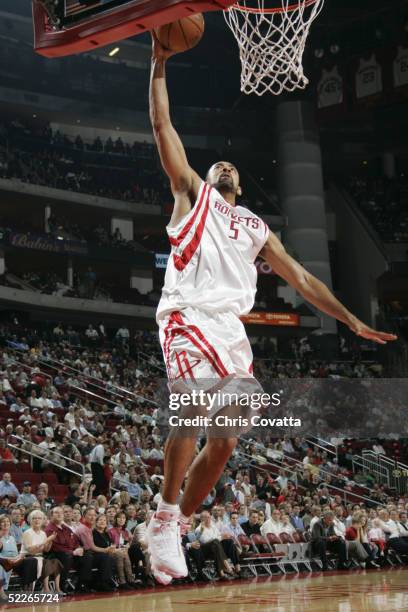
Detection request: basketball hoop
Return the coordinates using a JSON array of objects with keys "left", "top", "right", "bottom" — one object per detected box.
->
[{"left": 224, "top": 0, "right": 325, "bottom": 96}]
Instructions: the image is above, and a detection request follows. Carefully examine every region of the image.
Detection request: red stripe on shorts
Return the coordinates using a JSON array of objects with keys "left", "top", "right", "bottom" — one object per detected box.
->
[{"left": 166, "top": 326, "right": 228, "bottom": 379}]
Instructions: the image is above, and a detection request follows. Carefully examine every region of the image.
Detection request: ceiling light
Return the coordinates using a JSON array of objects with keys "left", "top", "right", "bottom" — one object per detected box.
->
[
  {"left": 314, "top": 48, "right": 324, "bottom": 59},
  {"left": 109, "top": 47, "right": 120, "bottom": 57}
]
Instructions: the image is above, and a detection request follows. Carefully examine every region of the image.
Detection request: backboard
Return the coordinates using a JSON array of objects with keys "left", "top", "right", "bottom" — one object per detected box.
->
[{"left": 32, "top": 0, "right": 235, "bottom": 58}]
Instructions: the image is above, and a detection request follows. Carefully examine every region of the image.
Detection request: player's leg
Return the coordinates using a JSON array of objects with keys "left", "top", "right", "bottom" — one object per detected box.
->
[
  {"left": 149, "top": 310, "right": 233, "bottom": 582},
  {"left": 147, "top": 429, "right": 198, "bottom": 582},
  {"left": 162, "top": 434, "right": 198, "bottom": 504},
  {"left": 180, "top": 437, "right": 237, "bottom": 517}
]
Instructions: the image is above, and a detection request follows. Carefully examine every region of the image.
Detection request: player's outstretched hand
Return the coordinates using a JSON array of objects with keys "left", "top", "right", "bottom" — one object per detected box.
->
[
  {"left": 151, "top": 31, "right": 177, "bottom": 60},
  {"left": 349, "top": 320, "right": 398, "bottom": 344}
]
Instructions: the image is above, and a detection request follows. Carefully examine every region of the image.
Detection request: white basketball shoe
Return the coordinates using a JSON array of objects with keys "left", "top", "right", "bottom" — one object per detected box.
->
[{"left": 147, "top": 510, "right": 188, "bottom": 582}]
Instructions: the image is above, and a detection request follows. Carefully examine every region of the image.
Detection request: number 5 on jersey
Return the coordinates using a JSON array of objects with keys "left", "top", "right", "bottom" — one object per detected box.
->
[{"left": 229, "top": 219, "right": 240, "bottom": 240}]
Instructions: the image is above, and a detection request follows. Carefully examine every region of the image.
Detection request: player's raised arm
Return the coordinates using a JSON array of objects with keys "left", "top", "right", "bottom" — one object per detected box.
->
[
  {"left": 259, "top": 231, "right": 398, "bottom": 345},
  {"left": 149, "top": 34, "right": 201, "bottom": 224}
]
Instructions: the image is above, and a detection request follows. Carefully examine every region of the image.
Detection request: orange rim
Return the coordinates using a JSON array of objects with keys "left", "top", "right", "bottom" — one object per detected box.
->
[{"left": 231, "top": 0, "right": 318, "bottom": 14}]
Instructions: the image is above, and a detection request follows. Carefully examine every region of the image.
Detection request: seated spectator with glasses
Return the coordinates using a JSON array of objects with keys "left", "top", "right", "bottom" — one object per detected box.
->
[
  {"left": 45, "top": 506, "right": 93, "bottom": 593},
  {"left": 73, "top": 507, "right": 116, "bottom": 592},
  {"left": 311, "top": 510, "right": 348, "bottom": 571}
]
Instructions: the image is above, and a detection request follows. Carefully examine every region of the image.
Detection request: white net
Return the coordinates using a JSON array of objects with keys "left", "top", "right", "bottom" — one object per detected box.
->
[{"left": 224, "top": 0, "right": 325, "bottom": 96}]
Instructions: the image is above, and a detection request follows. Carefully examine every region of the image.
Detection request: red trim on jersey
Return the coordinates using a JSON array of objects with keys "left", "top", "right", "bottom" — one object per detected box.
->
[
  {"left": 168, "top": 183, "right": 208, "bottom": 247},
  {"left": 249, "top": 362, "right": 254, "bottom": 375},
  {"left": 173, "top": 187, "right": 212, "bottom": 272}
]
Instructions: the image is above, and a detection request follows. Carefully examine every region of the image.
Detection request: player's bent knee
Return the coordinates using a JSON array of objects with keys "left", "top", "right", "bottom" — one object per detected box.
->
[{"left": 207, "top": 437, "right": 237, "bottom": 454}]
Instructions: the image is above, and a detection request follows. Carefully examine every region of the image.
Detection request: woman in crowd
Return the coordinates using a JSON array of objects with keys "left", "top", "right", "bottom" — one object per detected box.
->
[
  {"left": 109, "top": 511, "right": 139, "bottom": 587},
  {"left": 368, "top": 517, "right": 386, "bottom": 559},
  {"left": 71, "top": 508, "right": 82, "bottom": 528},
  {"left": 125, "top": 504, "right": 139, "bottom": 532},
  {"left": 111, "top": 491, "right": 131, "bottom": 510},
  {"left": 96, "top": 495, "right": 109, "bottom": 514},
  {"left": 344, "top": 516, "right": 370, "bottom": 567},
  {"left": 93, "top": 513, "right": 136, "bottom": 589},
  {"left": 359, "top": 514, "right": 379, "bottom": 565},
  {"left": 0, "top": 515, "right": 37, "bottom": 600},
  {"left": 195, "top": 511, "right": 234, "bottom": 579},
  {"left": 21, "top": 510, "right": 64, "bottom": 593},
  {"left": 280, "top": 513, "right": 296, "bottom": 536}
]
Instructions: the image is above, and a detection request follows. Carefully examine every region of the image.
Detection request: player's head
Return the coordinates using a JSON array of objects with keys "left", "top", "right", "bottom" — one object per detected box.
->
[{"left": 206, "top": 161, "right": 242, "bottom": 196}]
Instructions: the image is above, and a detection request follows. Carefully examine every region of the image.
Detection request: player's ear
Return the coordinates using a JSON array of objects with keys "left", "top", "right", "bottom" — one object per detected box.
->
[{"left": 237, "top": 185, "right": 242, "bottom": 197}]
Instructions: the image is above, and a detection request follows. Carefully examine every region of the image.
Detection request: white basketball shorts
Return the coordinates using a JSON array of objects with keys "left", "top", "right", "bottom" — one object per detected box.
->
[
  {"left": 158, "top": 306, "right": 254, "bottom": 383},
  {"left": 158, "top": 307, "right": 263, "bottom": 425}
]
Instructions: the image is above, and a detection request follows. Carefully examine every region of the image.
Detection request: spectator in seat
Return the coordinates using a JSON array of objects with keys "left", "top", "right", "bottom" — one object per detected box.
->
[
  {"left": 372, "top": 441, "right": 386, "bottom": 455},
  {"left": 183, "top": 523, "right": 208, "bottom": 581},
  {"left": 368, "top": 518, "right": 386, "bottom": 558},
  {"left": 29, "top": 390, "right": 43, "bottom": 409},
  {"left": 344, "top": 517, "right": 369, "bottom": 567},
  {"left": 17, "top": 481, "right": 37, "bottom": 508},
  {"left": 21, "top": 510, "right": 64, "bottom": 594},
  {"left": 37, "top": 483, "right": 54, "bottom": 510},
  {"left": 290, "top": 505, "right": 304, "bottom": 531},
  {"left": 280, "top": 514, "right": 296, "bottom": 536},
  {"left": 125, "top": 504, "right": 138, "bottom": 532},
  {"left": 71, "top": 507, "right": 116, "bottom": 591},
  {"left": 389, "top": 509, "right": 408, "bottom": 538},
  {"left": 260, "top": 509, "right": 282, "bottom": 537},
  {"left": 0, "top": 515, "right": 38, "bottom": 598},
  {"left": 309, "top": 506, "right": 322, "bottom": 530},
  {"left": 115, "top": 326, "right": 130, "bottom": 347},
  {"left": 311, "top": 510, "right": 347, "bottom": 571},
  {"left": 9, "top": 508, "right": 23, "bottom": 546},
  {"left": 108, "top": 511, "right": 137, "bottom": 588},
  {"left": 376, "top": 508, "right": 408, "bottom": 556},
  {"left": 93, "top": 514, "right": 134, "bottom": 589},
  {"left": 9, "top": 397, "right": 26, "bottom": 414},
  {"left": 0, "top": 473, "right": 19, "bottom": 501},
  {"left": 359, "top": 514, "right": 380, "bottom": 566},
  {"left": 45, "top": 506, "right": 93, "bottom": 593},
  {"left": 0, "top": 439, "right": 15, "bottom": 463},
  {"left": 399, "top": 511, "right": 408, "bottom": 531},
  {"left": 242, "top": 510, "right": 261, "bottom": 537},
  {"left": 231, "top": 480, "right": 245, "bottom": 505},
  {"left": 130, "top": 510, "right": 153, "bottom": 582},
  {"left": 195, "top": 511, "right": 234, "bottom": 579}
]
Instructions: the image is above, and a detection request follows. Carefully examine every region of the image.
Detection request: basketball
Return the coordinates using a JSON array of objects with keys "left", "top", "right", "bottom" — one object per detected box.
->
[{"left": 154, "top": 13, "right": 205, "bottom": 53}]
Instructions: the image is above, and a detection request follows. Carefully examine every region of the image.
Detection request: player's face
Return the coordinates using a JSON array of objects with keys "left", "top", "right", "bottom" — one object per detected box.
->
[{"left": 207, "top": 161, "right": 240, "bottom": 194}]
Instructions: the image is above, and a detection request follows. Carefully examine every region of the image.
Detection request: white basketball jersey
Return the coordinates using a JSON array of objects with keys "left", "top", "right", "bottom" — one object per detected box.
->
[{"left": 156, "top": 181, "right": 269, "bottom": 321}]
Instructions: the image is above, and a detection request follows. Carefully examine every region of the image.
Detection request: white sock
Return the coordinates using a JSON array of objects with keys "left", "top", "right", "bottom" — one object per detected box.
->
[
  {"left": 179, "top": 513, "right": 191, "bottom": 524},
  {"left": 157, "top": 500, "right": 180, "bottom": 516}
]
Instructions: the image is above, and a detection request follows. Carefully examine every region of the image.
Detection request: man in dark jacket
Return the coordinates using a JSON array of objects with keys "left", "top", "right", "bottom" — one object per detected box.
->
[
  {"left": 311, "top": 510, "right": 347, "bottom": 570},
  {"left": 242, "top": 510, "right": 261, "bottom": 537}
]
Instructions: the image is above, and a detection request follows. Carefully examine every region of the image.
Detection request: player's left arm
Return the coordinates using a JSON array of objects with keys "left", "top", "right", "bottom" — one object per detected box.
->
[{"left": 259, "top": 232, "right": 398, "bottom": 344}]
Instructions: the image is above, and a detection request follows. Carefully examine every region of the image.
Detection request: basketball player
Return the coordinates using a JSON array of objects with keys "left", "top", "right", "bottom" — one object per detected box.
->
[{"left": 146, "top": 33, "right": 397, "bottom": 584}]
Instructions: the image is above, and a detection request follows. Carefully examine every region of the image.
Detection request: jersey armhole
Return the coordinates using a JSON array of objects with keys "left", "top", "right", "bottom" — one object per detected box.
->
[
  {"left": 166, "top": 181, "right": 207, "bottom": 238},
  {"left": 261, "top": 221, "right": 270, "bottom": 248}
]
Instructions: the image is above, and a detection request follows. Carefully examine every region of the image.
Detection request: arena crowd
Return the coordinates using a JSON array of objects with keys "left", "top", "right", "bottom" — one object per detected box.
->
[{"left": 0, "top": 318, "right": 406, "bottom": 599}]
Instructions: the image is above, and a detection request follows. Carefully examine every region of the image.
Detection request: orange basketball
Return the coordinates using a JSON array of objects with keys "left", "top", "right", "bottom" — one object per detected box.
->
[{"left": 155, "top": 13, "right": 205, "bottom": 53}]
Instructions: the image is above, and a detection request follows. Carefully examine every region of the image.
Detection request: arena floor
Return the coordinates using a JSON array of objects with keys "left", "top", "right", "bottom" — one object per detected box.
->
[{"left": 8, "top": 568, "right": 408, "bottom": 612}]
